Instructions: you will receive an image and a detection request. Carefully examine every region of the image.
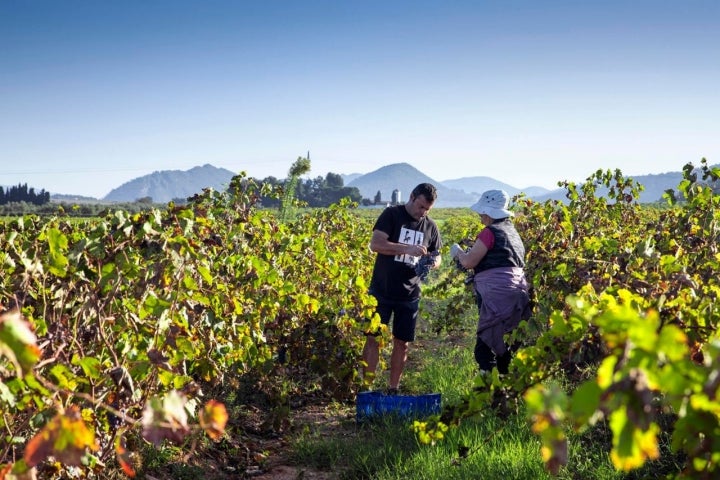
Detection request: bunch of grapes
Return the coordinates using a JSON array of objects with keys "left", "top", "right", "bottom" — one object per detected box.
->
[
  {"left": 453, "top": 257, "right": 464, "bottom": 272},
  {"left": 452, "top": 241, "right": 475, "bottom": 285},
  {"left": 452, "top": 254, "right": 474, "bottom": 285},
  {"left": 415, "top": 252, "right": 439, "bottom": 282}
]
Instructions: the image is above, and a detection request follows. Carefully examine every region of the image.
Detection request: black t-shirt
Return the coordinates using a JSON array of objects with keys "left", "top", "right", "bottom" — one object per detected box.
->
[{"left": 369, "top": 204, "right": 442, "bottom": 301}]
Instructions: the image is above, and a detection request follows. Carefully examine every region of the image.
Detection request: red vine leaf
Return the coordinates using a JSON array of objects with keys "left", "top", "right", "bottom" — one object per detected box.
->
[
  {"left": 114, "top": 435, "right": 136, "bottom": 478},
  {"left": 0, "top": 460, "right": 38, "bottom": 479}
]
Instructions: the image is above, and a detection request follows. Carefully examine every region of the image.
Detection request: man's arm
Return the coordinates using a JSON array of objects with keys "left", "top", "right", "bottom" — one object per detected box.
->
[{"left": 370, "top": 230, "right": 428, "bottom": 257}]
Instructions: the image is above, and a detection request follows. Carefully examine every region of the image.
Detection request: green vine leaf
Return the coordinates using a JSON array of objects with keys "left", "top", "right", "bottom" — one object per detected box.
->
[{"left": 45, "top": 227, "right": 69, "bottom": 277}]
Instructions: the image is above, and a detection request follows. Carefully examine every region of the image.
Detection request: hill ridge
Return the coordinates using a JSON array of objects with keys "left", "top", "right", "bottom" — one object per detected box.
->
[{"left": 47, "top": 161, "right": 717, "bottom": 206}]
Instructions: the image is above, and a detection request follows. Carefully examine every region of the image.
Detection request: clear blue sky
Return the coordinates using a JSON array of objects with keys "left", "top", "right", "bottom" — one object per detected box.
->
[{"left": 2, "top": 0, "right": 718, "bottom": 198}]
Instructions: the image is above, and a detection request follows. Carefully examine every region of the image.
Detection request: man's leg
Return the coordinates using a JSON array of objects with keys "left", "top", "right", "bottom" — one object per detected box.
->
[
  {"left": 388, "top": 298, "right": 418, "bottom": 392},
  {"left": 361, "top": 334, "right": 380, "bottom": 381},
  {"left": 362, "top": 299, "right": 390, "bottom": 385},
  {"left": 388, "top": 337, "right": 409, "bottom": 390}
]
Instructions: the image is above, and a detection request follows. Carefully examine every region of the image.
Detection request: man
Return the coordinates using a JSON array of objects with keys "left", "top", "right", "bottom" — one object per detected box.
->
[{"left": 362, "top": 183, "right": 442, "bottom": 394}]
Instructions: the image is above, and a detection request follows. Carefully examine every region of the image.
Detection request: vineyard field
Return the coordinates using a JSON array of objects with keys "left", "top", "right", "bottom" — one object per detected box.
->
[{"left": 2, "top": 162, "right": 720, "bottom": 479}]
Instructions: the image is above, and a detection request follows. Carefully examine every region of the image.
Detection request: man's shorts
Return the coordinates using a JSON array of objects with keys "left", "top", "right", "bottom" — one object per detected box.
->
[{"left": 367, "top": 295, "right": 420, "bottom": 343}]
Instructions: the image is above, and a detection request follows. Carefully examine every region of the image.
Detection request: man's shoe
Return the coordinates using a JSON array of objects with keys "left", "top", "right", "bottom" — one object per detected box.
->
[{"left": 386, "top": 387, "right": 399, "bottom": 396}]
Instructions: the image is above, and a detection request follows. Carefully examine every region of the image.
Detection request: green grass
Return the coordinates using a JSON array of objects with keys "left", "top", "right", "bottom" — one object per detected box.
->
[{"left": 287, "top": 312, "right": 637, "bottom": 480}]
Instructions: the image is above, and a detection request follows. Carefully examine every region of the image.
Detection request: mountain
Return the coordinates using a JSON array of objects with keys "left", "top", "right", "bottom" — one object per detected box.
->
[
  {"left": 56, "top": 161, "right": 714, "bottom": 207},
  {"left": 440, "top": 176, "right": 550, "bottom": 198},
  {"left": 51, "top": 193, "right": 108, "bottom": 204},
  {"left": 346, "top": 163, "right": 476, "bottom": 208},
  {"left": 522, "top": 186, "right": 554, "bottom": 197},
  {"left": 531, "top": 170, "right": 689, "bottom": 204},
  {"left": 103, "top": 164, "right": 237, "bottom": 203},
  {"left": 341, "top": 173, "right": 363, "bottom": 185},
  {"left": 628, "top": 171, "right": 686, "bottom": 203},
  {"left": 346, "top": 163, "right": 716, "bottom": 207}
]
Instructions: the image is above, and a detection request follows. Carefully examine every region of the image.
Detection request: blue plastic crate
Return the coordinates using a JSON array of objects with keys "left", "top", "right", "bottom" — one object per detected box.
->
[{"left": 356, "top": 391, "right": 441, "bottom": 422}]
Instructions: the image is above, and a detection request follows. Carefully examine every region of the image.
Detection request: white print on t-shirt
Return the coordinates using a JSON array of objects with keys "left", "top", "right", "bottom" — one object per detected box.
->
[{"left": 395, "top": 227, "right": 424, "bottom": 265}]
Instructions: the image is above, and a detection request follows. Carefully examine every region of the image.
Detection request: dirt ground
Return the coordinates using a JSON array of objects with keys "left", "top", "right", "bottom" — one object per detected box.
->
[
  {"left": 241, "top": 400, "right": 355, "bottom": 479},
  {"left": 168, "top": 335, "right": 454, "bottom": 480}
]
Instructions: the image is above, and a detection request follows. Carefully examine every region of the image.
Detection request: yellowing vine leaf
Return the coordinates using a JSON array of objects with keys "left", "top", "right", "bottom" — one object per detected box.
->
[
  {"left": 0, "top": 310, "right": 41, "bottom": 376},
  {"left": 609, "top": 408, "right": 660, "bottom": 471},
  {"left": 23, "top": 405, "right": 99, "bottom": 468},
  {"left": 199, "top": 399, "right": 228, "bottom": 441}
]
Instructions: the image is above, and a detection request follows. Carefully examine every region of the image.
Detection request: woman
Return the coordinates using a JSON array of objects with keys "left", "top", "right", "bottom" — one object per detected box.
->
[{"left": 450, "top": 189, "right": 531, "bottom": 374}]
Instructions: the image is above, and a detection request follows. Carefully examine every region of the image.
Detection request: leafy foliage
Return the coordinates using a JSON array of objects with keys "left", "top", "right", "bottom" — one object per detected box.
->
[
  {"left": 421, "top": 158, "right": 720, "bottom": 479},
  {"left": 0, "top": 173, "right": 376, "bottom": 478},
  {"left": 4, "top": 157, "right": 720, "bottom": 479}
]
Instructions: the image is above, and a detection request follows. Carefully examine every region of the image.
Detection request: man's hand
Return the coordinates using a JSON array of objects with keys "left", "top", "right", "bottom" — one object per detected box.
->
[
  {"left": 450, "top": 243, "right": 464, "bottom": 260},
  {"left": 408, "top": 244, "right": 428, "bottom": 257}
]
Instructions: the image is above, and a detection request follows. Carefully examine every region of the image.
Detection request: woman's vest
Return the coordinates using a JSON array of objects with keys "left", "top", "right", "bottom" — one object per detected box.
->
[{"left": 473, "top": 219, "right": 525, "bottom": 274}]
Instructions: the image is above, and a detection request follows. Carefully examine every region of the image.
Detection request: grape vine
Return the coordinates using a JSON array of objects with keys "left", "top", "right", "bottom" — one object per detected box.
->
[
  {"left": 3, "top": 159, "right": 720, "bottom": 478},
  {"left": 416, "top": 158, "right": 720, "bottom": 479},
  {"left": 0, "top": 175, "right": 376, "bottom": 478}
]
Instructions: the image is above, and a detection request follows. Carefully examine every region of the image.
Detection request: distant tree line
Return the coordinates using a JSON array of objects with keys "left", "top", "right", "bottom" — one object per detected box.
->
[
  {"left": 252, "top": 172, "right": 364, "bottom": 208},
  {"left": 0, "top": 183, "right": 50, "bottom": 206},
  {"left": 1, "top": 171, "right": 374, "bottom": 217},
  {"left": 0, "top": 200, "right": 164, "bottom": 217}
]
